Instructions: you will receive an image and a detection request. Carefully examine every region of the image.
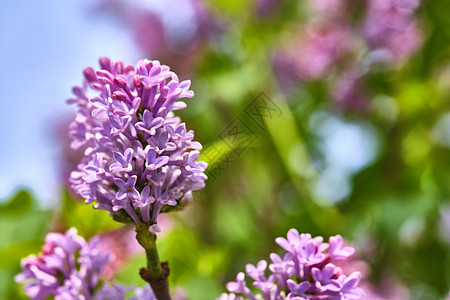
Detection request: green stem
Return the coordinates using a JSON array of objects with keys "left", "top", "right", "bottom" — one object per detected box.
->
[
  {"left": 145, "top": 243, "right": 163, "bottom": 279},
  {"left": 136, "top": 223, "right": 171, "bottom": 300}
]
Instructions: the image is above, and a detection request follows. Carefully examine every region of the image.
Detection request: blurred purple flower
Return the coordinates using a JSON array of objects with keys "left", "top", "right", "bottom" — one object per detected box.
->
[
  {"left": 291, "top": 24, "right": 351, "bottom": 81},
  {"left": 336, "top": 272, "right": 364, "bottom": 299},
  {"left": 360, "top": 276, "right": 410, "bottom": 299},
  {"left": 364, "top": 0, "right": 422, "bottom": 61},
  {"left": 94, "top": 0, "right": 222, "bottom": 75},
  {"left": 219, "top": 228, "right": 364, "bottom": 300},
  {"left": 332, "top": 71, "right": 369, "bottom": 111},
  {"left": 95, "top": 226, "right": 141, "bottom": 280},
  {"left": 273, "top": 0, "right": 422, "bottom": 111},
  {"left": 255, "top": 0, "right": 281, "bottom": 18},
  {"left": 307, "top": 0, "right": 345, "bottom": 18},
  {"left": 16, "top": 228, "right": 156, "bottom": 300},
  {"left": 68, "top": 57, "right": 207, "bottom": 232}
]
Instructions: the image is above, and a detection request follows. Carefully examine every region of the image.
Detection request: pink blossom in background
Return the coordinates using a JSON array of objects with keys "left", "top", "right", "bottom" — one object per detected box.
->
[
  {"left": 364, "top": 0, "right": 422, "bottom": 61},
  {"left": 255, "top": 0, "right": 281, "bottom": 18},
  {"left": 54, "top": 116, "right": 85, "bottom": 195},
  {"left": 361, "top": 277, "right": 410, "bottom": 300},
  {"left": 273, "top": 0, "right": 422, "bottom": 111},
  {"left": 130, "top": 11, "right": 168, "bottom": 61},
  {"left": 92, "top": 216, "right": 172, "bottom": 279},
  {"left": 332, "top": 71, "right": 369, "bottom": 111},
  {"left": 96, "top": 226, "right": 141, "bottom": 279},
  {"left": 307, "top": 0, "right": 345, "bottom": 18},
  {"left": 330, "top": 241, "right": 410, "bottom": 300},
  {"left": 94, "top": 0, "right": 222, "bottom": 75},
  {"left": 292, "top": 24, "right": 352, "bottom": 81}
]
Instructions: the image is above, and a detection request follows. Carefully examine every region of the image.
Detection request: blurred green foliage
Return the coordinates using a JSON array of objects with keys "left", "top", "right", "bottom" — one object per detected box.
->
[
  {"left": 60, "top": 189, "right": 121, "bottom": 238},
  {"left": 0, "top": 190, "right": 50, "bottom": 300}
]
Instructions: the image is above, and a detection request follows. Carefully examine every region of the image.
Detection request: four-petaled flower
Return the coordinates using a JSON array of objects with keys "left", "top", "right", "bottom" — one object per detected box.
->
[
  {"left": 145, "top": 148, "right": 169, "bottom": 171},
  {"left": 110, "top": 148, "right": 134, "bottom": 173},
  {"left": 114, "top": 175, "right": 139, "bottom": 200},
  {"left": 135, "top": 110, "right": 165, "bottom": 136},
  {"left": 286, "top": 280, "right": 310, "bottom": 300}
]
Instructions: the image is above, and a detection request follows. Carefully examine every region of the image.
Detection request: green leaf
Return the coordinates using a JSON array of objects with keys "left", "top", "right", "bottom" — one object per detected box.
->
[{"left": 0, "top": 190, "right": 34, "bottom": 215}]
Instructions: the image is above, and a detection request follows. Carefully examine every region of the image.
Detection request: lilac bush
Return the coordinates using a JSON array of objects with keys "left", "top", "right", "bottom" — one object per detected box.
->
[
  {"left": 15, "top": 228, "right": 155, "bottom": 300},
  {"left": 218, "top": 229, "right": 364, "bottom": 300},
  {"left": 274, "top": 0, "right": 422, "bottom": 110},
  {"left": 68, "top": 57, "right": 207, "bottom": 233}
]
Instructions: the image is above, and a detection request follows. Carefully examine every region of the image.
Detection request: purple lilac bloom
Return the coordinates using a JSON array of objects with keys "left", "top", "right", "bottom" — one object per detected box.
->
[
  {"left": 15, "top": 228, "right": 100, "bottom": 299},
  {"left": 363, "top": 0, "right": 422, "bottom": 62},
  {"left": 16, "top": 228, "right": 157, "bottom": 300},
  {"left": 218, "top": 229, "right": 364, "bottom": 300},
  {"left": 68, "top": 57, "right": 207, "bottom": 232}
]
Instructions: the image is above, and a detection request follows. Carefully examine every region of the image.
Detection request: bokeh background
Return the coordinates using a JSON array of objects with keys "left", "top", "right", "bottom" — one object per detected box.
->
[{"left": 2, "top": 0, "right": 450, "bottom": 299}]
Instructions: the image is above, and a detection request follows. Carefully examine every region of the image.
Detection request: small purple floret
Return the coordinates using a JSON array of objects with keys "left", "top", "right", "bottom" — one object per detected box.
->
[{"left": 110, "top": 148, "right": 134, "bottom": 173}]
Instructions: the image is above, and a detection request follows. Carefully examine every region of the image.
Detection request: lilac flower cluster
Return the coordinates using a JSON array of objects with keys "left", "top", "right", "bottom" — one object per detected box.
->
[
  {"left": 68, "top": 57, "right": 207, "bottom": 232},
  {"left": 16, "top": 228, "right": 155, "bottom": 300},
  {"left": 218, "top": 229, "right": 364, "bottom": 300}
]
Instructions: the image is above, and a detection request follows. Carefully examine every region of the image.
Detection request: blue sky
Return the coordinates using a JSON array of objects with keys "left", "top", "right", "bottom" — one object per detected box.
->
[{"left": 0, "top": 1, "right": 139, "bottom": 204}]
